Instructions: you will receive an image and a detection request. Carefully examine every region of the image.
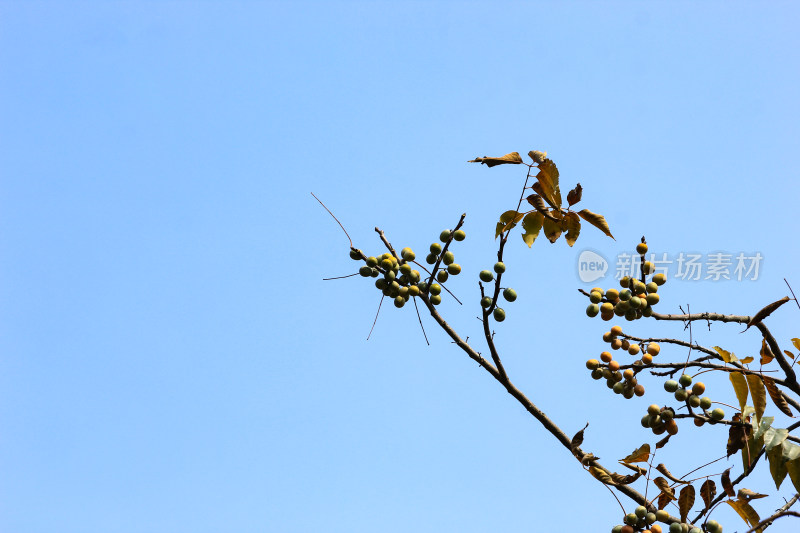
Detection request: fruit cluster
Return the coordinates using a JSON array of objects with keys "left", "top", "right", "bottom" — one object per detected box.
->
[
  {"left": 586, "top": 242, "right": 666, "bottom": 321},
  {"left": 478, "top": 262, "right": 518, "bottom": 323},
  {"left": 349, "top": 228, "right": 467, "bottom": 309},
  {"left": 611, "top": 509, "right": 722, "bottom": 533},
  {"left": 663, "top": 375, "right": 723, "bottom": 426},
  {"left": 586, "top": 325, "right": 660, "bottom": 399}
]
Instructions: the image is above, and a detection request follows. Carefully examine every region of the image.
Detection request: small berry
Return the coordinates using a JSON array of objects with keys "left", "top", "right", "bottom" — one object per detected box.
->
[
  {"left": 493, "top": 307, "right": 506, "bottom": 322},
  {"left": 480, "top": 296, "right": 492, "bottom": 308},
  {"left": 447, "top": 263, "right": 461, "bottom": 275},
  {"left": 503, "top": 288, "right": 517, "bottom": 302},
  {"left": 430, "top": 242, "right": 442, "bottom": 255},
  {"left": 453, "top": 229, "right": 466, "bottom": 241},
  {"left": 636, "top": 242, "right": 648, "bottom": 255},
  {"left": 494, "top": 262, "right": 506, "bottom": 274},
  {"left": 439, "top": 230, "right": 451, "bottom": 242},
  {"left": 586, "top": 304, "right": 600, "bottom": 317},
  {"left": 679, "top": 374, "right": 693, "bottom": 387},
  {"left": 479, "top": 270, "right": 494, "bottom": 282}
]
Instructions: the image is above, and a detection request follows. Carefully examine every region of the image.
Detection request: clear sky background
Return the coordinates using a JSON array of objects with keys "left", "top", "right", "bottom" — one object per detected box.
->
[{"left": 1, "top": 1, "right": 799, "bottom": 532}]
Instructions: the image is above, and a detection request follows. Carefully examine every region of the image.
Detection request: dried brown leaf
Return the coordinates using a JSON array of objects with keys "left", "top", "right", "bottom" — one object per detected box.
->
[
  {"left": 737, "top": 488, "right": 768, "bottom": 501},
  {"left": 763, "top": 376, "right": 794, "bottom": 417},
  {"left": 621, "top": 443, "right": 651, "bottom": 464},
  {"left": 721, "top": 467, "right": 735, "bottom": 497},
  {"left": 571, "top": 423, "right": 588, "bottom": 453},
  {"left": 656, "top": 464, "right": 688, "bottom": 484},
  {"left": 567, "top": 183, "right": 582, "bottom": 206},
  {"left": 700, "top": 479, "right": 716, "bottom": 510},
  {"left": 577, "top": 209, "right": 614, "bottom": 240},
  {"left": 678, "top": 484, "right": 695, "bottom": 522},
  {"left": 760, "top": 338, "right": 774, "bottom": 365},
  {"left": 745, "top": 296, "right": 790, "bottom": 330},
  {"left": 469, "top": 152, "right": 523, "bottom": 167}
]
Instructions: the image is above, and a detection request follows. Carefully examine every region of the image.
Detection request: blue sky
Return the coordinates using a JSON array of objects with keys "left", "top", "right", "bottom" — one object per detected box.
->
[{"left": 1, "top": 1, "right": 799, "bottom": 532}]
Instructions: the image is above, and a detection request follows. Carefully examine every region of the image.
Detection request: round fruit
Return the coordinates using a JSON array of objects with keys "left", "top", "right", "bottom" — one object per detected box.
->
[
  {"left": 689, "top": 528, "right": 701, "bottom": 533},
  {"left": 442, "top": 251, "right": 455, "bottom": 265},
  {"left": 674, "top": 388, "right": 688, "bottom": 402},
  {"left": 669, "top": 523, "right": 682, "bottom": 533},
  {"left": 655, "top": 510, "right": 669, "bottom": 523},
  {"left": 600, "top": 351, "right": 613, "bottom": 363},
  {"left": 626, "top": 513, "right": 639, "bottom": 525},
  {"left": 503, "top": 288, "right": 517, "bottom": 302},
  {"left": 437, "top": 270, "right": 449, "bottom": 283},
  {"left": 408, "top": 285, "right": 420, "bottom": 297},
  {"left": 601, "top": 302, "right": 614, "bottom": 313},
  {"left": 646, "top": 281, "right": 658, "bottom": 293},
  {"left": 623, "top": 368, "right": 634, "bottom": 381},
  {"left": 439, "top": 230, "right": 451, "bottom": 242},
  {"left": 608, "top": 360, "right": 620, "bottom": 371},
  {"left": 629, "top": 296, "right": 642, "bottom": 309},
  {"left": 612, "top": 526, "right": 623, "bottom": 533},
  {"left": 679, "top": 374, "right": 693, "bottom": 387},
  {"left": 653, "top": 273, "right": 667, "bottom": 285},
  {"left": 586, "top": 304, "right": 600, "bottom": 317},
  {"left": 430, "top": 294, "right": 442, "bottom": 305},
  {"left": 641, "top": 414, "right": 651, "bottom": 428},
  {"left": 642, "top": 306, "right": 653, "bottom": 317},
  {"left": 375, "top": 278, "right": 389, "bottom": 290},
  {"left": 651, "top": 525, "right": 663, "bottom": 533},
  {"left": 385, "top": 269, "right": 397, "bottom": 281},
  {"left": 453, "top": 229, "right": 466, "bottom": 241},
  {"left": 700, "top": 396, "right": 712, "bottom": 410},
  {"left": 400, "top": 264, "right": 412, "bottom": 275},
  {"left": 619, "top": 289, "right": 632, "bottom": 301},
  {"left": 394, "top": 296, "right": 405, "bottom": 308},
  {"left": 481, "top": 296, "right": 493, "bottom": 308},
  {"left": 628, "top": 344, "right": 641, "bottom": 356},
  {"left": 620, "top": 339, "right": 630, "bottom": 350},
  {"left": 664, "top": 379, "right": 679, "bottom": 392},
  {"left": 634, "top": 384, "right": 645, "bottom": 396},
  {"left": 647, "top": 343, "right": 660, "bottom": 356},
  {"left": 613, "top": 382, "right": 624, "bottom": 394},
  {"left": 641, "top": 353, "right": 653, "bottom": 365},
  {"left": 606, "top": 288, "right": 620, "bottom": 301},
  {"left": 493, "top": 307, "right": 506, "bottom": 322},
  {"left": 706, "top": 520, "right": 720, "bottom": 533},
  {"left": 635, "top": 505, "right": 647, "bottom": 518},
  {"left": 646, "top": 293, "right": 660, "bottom": 306},
  {"left": 590, "top": 291, "right": 603, "bottom": 303},
  {"left": 430, "top": 242, "right": 442, "bottom": 255},
  {"left": 429, "top": 283, "right": 442, "bottom": 295},
  {"left": 611, "top": 339, "right": 623, "bottom": 350},
  {"left": 591, "top": 369, "right": 603, "bottom": 380},
  {"left": 636, "top": 242, "right": 648, "bottom": 255},
  {"left": 586, "top": 359, "right": 600, "bottom": 370},
  {"left": 710, "top": 408, "right": 725, "bottom": 420},
  {"left": 691, "top": 382, "right": 705, "bottom": 395},
  {"left": 621, "top": 527, "right": 634, "bottom": 533},
  {"left": 642, "top": 261, "right": 653, "bottom": 274},
  {"left": 603, "top": 331, "right": 614, "bottom": 342},
  {"left": 401, "top": 247, "right": 415, "bottom": 261},
  {"left": 611, "top": 325, "right": 623, "bottom": 336},
  {"left": 646, "top": 512, "right": 656, "bottom": 524},
  {"left": 350, "top": 249, "right": 362, "bottom": 260},
  {"left": 665, "top": 420, "right": 679, "bottom": 435},
  {"left": 447, "top": 263, "right": 461, "bottom": 275},
  {"left": 426, "top": 253, "right": 437, "bottom": 264},
  {"left": 480, "top": 270, "right": 494, "bottom": 282},
  {"left": 648, "top": 404, "right": 661, "bottom": 415},
  {"left": 620, "top": 276, "right": 631, "bottom": 288},
  {"left": 359, "top": 265, "right": 372, "bottom": 277},
  {"left": 494, "top": 262, "right": 506, "bottom": 274}
]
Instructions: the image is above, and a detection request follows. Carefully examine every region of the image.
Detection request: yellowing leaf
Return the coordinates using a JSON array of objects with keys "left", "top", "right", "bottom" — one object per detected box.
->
[
  {"left": 785, "top": 350, "right": 796, "bottom": 360},
  {"left": 741, "top": 356, "right": 755, "bottom": 364},
  {"left": 760, "top": 338, "right": 774, "bottom": 365},
  {"left": 542, "top": 216, "right": 563, "bottom": 244},
  {"left": 792, "top": 338, "right": 800, "bottom": 351},
  {"left": 499, "top": 210, "right": 523, "bottom": 224},
  {"left": 526, "top": 194, "right": 559, "bottom": 221},
  {"left": 789, "top": 457, "right": 800, "bottom": 495},
  {"left": 656, "top": 463, "right": 688, "bottom": 484},
  {"left": 737, "top": 488, "right": 768, "bottom": 500},
  {"left": 577, "top": 209, "right": 614, "bottom": 239},
  {"left": 521, "top": 212, "right": 544, "bottom": 247},
  {"left": 564, "top": 212, "right": 581, "bottom": 247},
  {"left": 746, "top": 373, "right": 767, "bottom": 422},
  {"left": 535, "top": 158, "right": 562, "bottom": 207},
  {"left": 528, "top": 150, "right": 547, "bottom": 163},
  {"left": 589, "top": 466, "right": 614, "bottom": 485},
  {"left": 621, "top": 443, "right": 650, "bottom": 463},
  {"left": 714, "top": 346, "right": 738, "bottom": 364},
  {"left": 730, "top": 372, "right": 749, "bottom": 412},
  {"left": 726, "top": 498, "right": 760, "bottom": 530},
  {"left": 468, "top": 152, "right": 523, "bottom": 167}
]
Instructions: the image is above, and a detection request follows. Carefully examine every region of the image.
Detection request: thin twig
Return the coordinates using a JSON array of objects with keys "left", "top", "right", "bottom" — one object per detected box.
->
[
  {"left": 323, "top": 273, "right": 360, "bottom": 281},
  {"left": 366, "top": 295, "right": 384, "bottom": 340},
  {"left": 785, "top": 279, "right": 800, "bottom": 311},
  {"left": 311, "top": 192, "right": 353, "bottom": 247},
  {"left": 412, "top": 297, "right": 430, "bottom": 346}
]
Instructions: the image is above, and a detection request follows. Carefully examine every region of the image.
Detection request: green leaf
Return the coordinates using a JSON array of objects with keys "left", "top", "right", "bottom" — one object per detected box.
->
[
  {"left": 752, "top": 416, "right": 774, "bottom": 441},
  {"left": 767, "top": 443, "right": 788, "bottom": 489},
  {"left": 521, "top": 212, "right": 544, "bottom": 248},
  {"left": 468, "top": 152, "right": 523, "bottom": 167},
  {"left": 730, "top": 372, "right": 749, "bottom": 412},
  {"left": 764, "top": 427, "right": 789, "bottom": 452},
  {"left": 535, "top": 158, "right": 562, "bottom": 207},
  {"left": 542, "top": 215, "right": 563, "bottom": 244},
  {"left": 742, "top": 433, "right": 764, "bottom": 473},
  {"left": 746, "top": 373, "right": 767, "bottom": 423},
  {"left": 784, "top": 441, "right": 800, "bottom": 462},
  {"left": 577, "top": 209, "right": 614, "bottom": 239},
  {"left": 787, "top": 457, "right": 800, "bottom": 498},
  {"left": 564, "top": 212, "right": 581, "bottom": 247}
]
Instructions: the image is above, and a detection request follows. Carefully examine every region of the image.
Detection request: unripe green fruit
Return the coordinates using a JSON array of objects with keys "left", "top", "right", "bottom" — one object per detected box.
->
[
  {"left": 447, "top": 263, "right": 461, "bottom": 275},
  {"left": 641, "top": 414, "right": 651, "bottom": 428},
  {"left": 429, "top": 283, "right": 442, "bottom": 295},
  {"left": 453, "top": 229, "right": 466, "bottom": 241},
  {"left": 418, "top": 281, "right": 429, "bottom": 293},
  {"left": 706, "top": 520, "right": 720, "bottom": 533},
  {"left": 394, "top": 296, "right": 405, "bottom": 308},
  {"left": 636, "top": 242, "right": 648, "bottom": 255},
  {"left": 625, "top": 308, "right": 637, "bottom": 321},
  {"left": 399, "top": 287, "right": 410, "bottom": 299},
  {"left": 443, "top": 251, "right": 455, "bottom": 265},
  {"left": 642, "top": 306, "right": 653, "bottom": 317},
  {"left": 437, "top": 270, "right": 449, "bottom": 283},
  {"left": 494, "top": 262, "right": 506, "bottom": 274},
  {"left": 649, "top": 414, "right": 662, "bottom": 427},
  {"left": 359, "top": 265, "right": 372, "bottom": 277},
  {"left": 669, "top": 522, "right": 682, "bottom": 533},
  {"left": 620, "top": 276, "right": 631, "bottom": 288},
  {"left": 688, "top": 394, "right": 701, "bottom": 408},
  {"left": 614, "top": 305, "right": 626, "bottom": 316},
  {"left": 426, "top": 253, "right": 437, "bottom": 264},
  {"left": 606, "top": 378, "right": 616, "bottom": 389},
  {"left": 660, "top": 408, "right": 674, "bottom": 421},
  {"left": 646, "top": 512, "right": 656, "bottom": 524},
  {"left": 655, "top": 510, "right": 670, "bottom": 522},
  {"left": 430, "top": 294, "right": 442, "bottom": 305},
  {"left": 625, "top": 513, "right": 638, "bottom": 525},
  {"left": 612, "top": 526, "right": 623, "bottom": 533},
  {"left": 613, "top": 382, "right": 624, "bottom": 394},
  {"left": 365, "top": 256, "right": 378, "bottom": 267},
  {"left": 591, "top": 368, "right": 603, "bottom": 380},
  {"left": 350, "top": 249, "right": 363, "bottom": 260},
  {"left": 590, "top": 291, "right": 603, "bottom": 304},
  {"left": 430, "top": 242, "right": 442, "bottom": 255},
  {"left": 479, "top": 270, "right": 494, "bottom": 282},
  {"left": 493, "top": 307, "right": 506, "bottom": 322},
  {"left": 400, "top": 247, "right": 415, "bottom": 261},
  {"left": 633, "top": 280, "right": 647, "bottom": 294},
  {"left": 381, "top": 258, "right": 394, "bottom": 270},
  {"left": 711, "top": 408, "right": 725, "bottom": 420},
  {"left": 400, "top": 264, "right": 412, "bottom": 275},
  {"left": 385, "top": 269, "right": 396, "bottom": 281},
  {"left": 689, "top": 528, "right": 701, "bottom": 533},
  {"left": 635, "top": 505, "right": 647, "bottom": 518},
  {"left": 700, "top": 396, "right": 712, "bottom": 410},
  {"left": 503, "top": 288, "right": 517, "bottom": 302},
  {"left": 481, "top": 296, "right": 492, "bottom": 308},
  {"left": 408, "top": 285, "right": 420, "bottom": 297},
  {"left": 619, "top": 289, "right": 632, "bottom": 301},
  {"left": 439, "top": 230, "right": 451, "bottom": 242},
  {"left": 370, "top": 268, "right": 379, "bottom": 277},
  {"left": 586, "top": 304, "right": 600, "bottom": 317},
  {"left": 653, "top": 273, "right": 667, "bottom": 285},
  {"left": 410, "top": 270, "right": 420, "bottom": 283},
  {"left": 376, "top": 278, "right": 389, "bottom": 290},
  {"left": 629, "top": 296, "right": 642, "bottom": 309},
  {"left": 646, "top": 281, "right": 658, "bottom": 293},
  {"left": 674, "top": 388, "right": 688, "bottom": 402},
  {"left": 679, "top": 374, "right": 692, "bottom": 387}
]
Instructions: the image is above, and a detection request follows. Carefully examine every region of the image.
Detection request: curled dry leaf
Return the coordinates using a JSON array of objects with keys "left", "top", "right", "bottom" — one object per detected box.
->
[
  {"left": 745, "top": 296, "right": 790, "bottom": 330},
  {"left": 763, "top": 376, "right": 794, "bottom": 417},
  {"left": 468, "top": 152, "right": 523, "bottom": 167},
  {"left": 656, "top": 463, "right": 688, "bottom": 484},
  {"left": 570, "top": 422, "right": 589, "bottom": 454},
  {"left": 567, "top": 183, "right": 582, "bottom": 206},
  {"left": 721, "top": 467, "right": 735, "bottom": 497}
]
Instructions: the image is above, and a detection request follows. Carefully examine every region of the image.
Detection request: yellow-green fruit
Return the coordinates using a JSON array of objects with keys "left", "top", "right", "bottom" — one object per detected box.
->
[
  {"left": 586, "top": 304, "right": 600, "bottom": 317},
  {"left": 620, "top": 276, "right": 631, "bottom": 288},
  {"left": 453, "top": 229, "right": 466, "bottom": 241},
  {"left": 636, "top": 242, "right": 648, "bottom": 255},
  {"left": 642, "top": 305, "right": 653, "bottom": 317},
  {"left": 425, "top": 253, "right": 437, "bottom": 264},
  {"left": 394, "top": 296, "right": 405, "bottom": 308},
  {"left": 401, "top": 247, "right": 415, "bottom": 261},
  {"left": 410, "top": 270, "right": 421, "bottom": 283},
  {"left": 480, "top": 296, "right": 492, "bottom": 308},
  {"left": 646, "top": 282, "right": 658, "bottom": 293},
  {"left": 430, "top": 294, "right": 442, "bottom": 305},
  {"left": 493, "top": 307, "right": 506, "bottom": 322},
  {"left": 429, "top": 283, "right": 442, "bottom": 295},
  {"left": 443, "top": 251, "right": 455, "bottom": 265},
  {"left": 590, "top": 291, "right": 603, "bottom": 303},
  {"left": 447, "top": 263, "right": 461, "bottom": 275},
  {"left": 381, "top": 258, "right": 394, "bottom": 270},
  {"left": 430, "top": 242, "right": 442, "bottom": 255},
  {"left": 503, "top": 288, "right": 517, "bottom": 302},
  {"left": 439, "top": 230, "right": 451, "bottom": 242},
  {"left": 619, "top": 289, "right": 632, "bottom": 301},
  {"left": 437, "top": 270, "right": 449, "bottom": 283},
  {"left": 494, "top": 262, "right": 506, "bottom": 274},
  {"left": 350, "top": 248, "right": 363, "bottom": 260},
  {"left": 479, "top": 270, "right": 494, "bottom": 282},
  {"left": 359, "top": 266, "right": 372, "bottom": 277},
  {"left": 710, "top": 408, "right": 725, "bottom": 420},
  {"left": 408, "top": 285, "right": 420, "bottom": 297},
  {"left": 400, "top": 263, "right": 412, "bottom": 275},
  {"left": 646, "top": 293, "right": 660, "bottom": 305},
  {"left": 601, "top": 302, "right": 614, "bottom": 313},
  {"left": 399, "top": 287, "right": 410, "bottom": 299},
  {"left": 366, "top": 256, "right": 378, "bottom": 267},
  {"left": 606, "top": 288, "right": 619, "bottom": 301},
  {"left": 655, "top": 510, "right": 670, "bottom": 523},
  {"left": 700, "top": 396, "right": 712, "bottom": 409},
  {"left": 643, "top": 261, "right": 653, "bottom": 274},
  {"left": 653, "top": 273, "right": 667, "bottom": 285}
]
